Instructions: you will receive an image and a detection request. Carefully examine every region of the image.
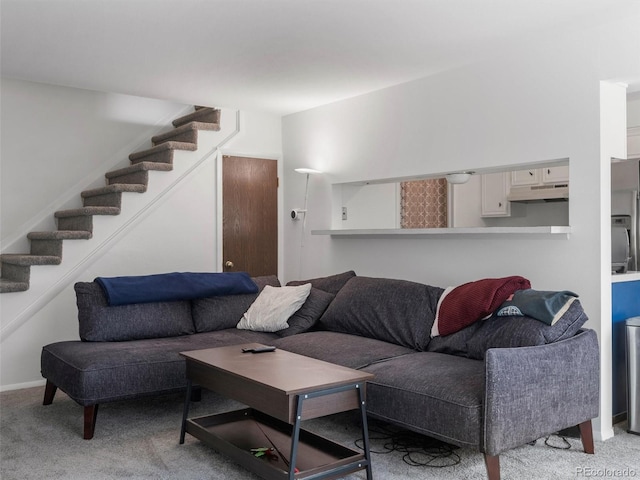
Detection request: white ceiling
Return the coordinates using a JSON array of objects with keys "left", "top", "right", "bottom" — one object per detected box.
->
[{"left": 1, "top": 0, "right": 638, "bottom": 116}]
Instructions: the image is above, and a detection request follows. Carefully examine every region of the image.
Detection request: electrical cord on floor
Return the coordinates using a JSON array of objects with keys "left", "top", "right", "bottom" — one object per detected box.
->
[
  {"left": 543, "top": 435, "right": 572, "bottom": 450},
  {"left": 354, "top": 420, "right": 461, "bottom": 468},
  {"left": 527, "top": 434, "right": 572, "bottom": 449}
]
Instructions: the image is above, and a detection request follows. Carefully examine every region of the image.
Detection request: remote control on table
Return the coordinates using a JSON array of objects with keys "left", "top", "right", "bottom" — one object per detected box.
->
[{"left": 242, "top": 346, "right": 276, "bottom": 353}]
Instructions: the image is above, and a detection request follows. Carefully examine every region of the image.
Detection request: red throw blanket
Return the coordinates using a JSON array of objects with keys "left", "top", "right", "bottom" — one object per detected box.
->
[{"left": 432, "top": 276, "right": 531, "bottom": 337}]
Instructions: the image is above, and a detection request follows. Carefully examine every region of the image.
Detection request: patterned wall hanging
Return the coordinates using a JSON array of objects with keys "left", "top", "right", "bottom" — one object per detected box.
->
[{"left": 400, "top": 178, "right": 448, "bottom": 228}]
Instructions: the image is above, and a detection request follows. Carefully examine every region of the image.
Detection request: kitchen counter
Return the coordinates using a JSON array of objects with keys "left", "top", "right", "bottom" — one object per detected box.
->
[{"left": 611, "top": 271, "right": 640, "bottom": 283}]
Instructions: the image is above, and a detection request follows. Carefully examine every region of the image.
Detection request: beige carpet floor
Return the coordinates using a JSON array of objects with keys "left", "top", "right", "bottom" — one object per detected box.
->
[{"left": 1, "top": 386, "right": 638, "bottom": 479}]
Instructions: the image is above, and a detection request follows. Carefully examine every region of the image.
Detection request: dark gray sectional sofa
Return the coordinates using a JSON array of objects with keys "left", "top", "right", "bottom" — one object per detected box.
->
[{"left": 41, "top": 271, "right": 599, "bottom": 480}]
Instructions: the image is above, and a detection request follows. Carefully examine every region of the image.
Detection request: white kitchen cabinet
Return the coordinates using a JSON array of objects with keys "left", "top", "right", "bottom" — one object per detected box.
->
[
  {"left": 512, "top": 166, "right": 569, "bottom": 186},
  {"left": 542, "top": 165, "right": 569, "bottom": 183},
  {"left": 511, "top": 169, "right": 540, "bottom": 186},
  {"left": 481, "top": 172, "right": 511, "bottom": 217}
]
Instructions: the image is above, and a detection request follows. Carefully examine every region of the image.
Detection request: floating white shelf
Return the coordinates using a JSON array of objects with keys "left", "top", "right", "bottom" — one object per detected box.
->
[{"left": 311, "top": 226, "right": 572, "bottom": 237}]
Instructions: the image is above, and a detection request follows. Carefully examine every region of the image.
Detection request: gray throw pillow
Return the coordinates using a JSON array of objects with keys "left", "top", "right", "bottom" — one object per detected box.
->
[
  {"left": 286, "top": 270, "right": 355, "bottom": 295},
  {"left": 277, "top": 288, "right": 335, "bottom": 337}
]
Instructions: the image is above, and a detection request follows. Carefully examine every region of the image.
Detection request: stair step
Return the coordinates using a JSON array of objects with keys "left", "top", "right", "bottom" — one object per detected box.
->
[
  {"left": 0, "top": 278, "right": 30, "bottom": 293},
  {"left": 1, "top": 254, "right": 61, "bottom": 266},
  {"left": 172, "top": 107, "right": 221, "bottom": 128},
  {"left": 54, "top": 207, "right": 119, "bottom": 233},
  {"left": 152, "top": 121, "right": 220, "bottom": 146},
  {"left": 27, "top": 230, "right": 93, "bottom": 240},
  {"left": 27, "top": 231, "right": 92, "bottom": 257},
  {"left": 54, "top": 206, "right": 120, "bottom": 218},
  {"left": 81, "top": 184, "right": 147, "bottom": 198},
  {"left": 128, "top": 141, "right": 197, "bottom": 165},
  {"left": 105, "top": 162, "right": 173, "bottom": 186},
  {"left": 81, "top": 184, "right": 146, "bottom": 208}
]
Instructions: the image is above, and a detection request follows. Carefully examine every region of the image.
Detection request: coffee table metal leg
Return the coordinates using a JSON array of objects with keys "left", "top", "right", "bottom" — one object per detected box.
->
[
  {"left": 180, "top": 380, "right": 192, "bottom": 444},
  {"left": 288, "top": 383, "right": 372, "bottom": 480},
  {"left": 357, "top": 384, "right": 373, "bottom": 479},
  {"left": 288, "top": 394, "right": 304, "bottom": 480}
]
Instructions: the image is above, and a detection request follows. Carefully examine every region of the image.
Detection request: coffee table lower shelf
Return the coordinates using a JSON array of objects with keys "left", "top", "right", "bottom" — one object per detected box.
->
[{"left": 185, "top": 408, "right": 367, "bottom": 480}]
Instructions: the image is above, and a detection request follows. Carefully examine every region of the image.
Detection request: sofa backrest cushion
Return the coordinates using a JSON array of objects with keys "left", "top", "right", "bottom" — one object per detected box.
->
[
  {"left": 191, "top": 275, "right": 281, "bottom": 333},
  {"left": 427, "top": 299, "right": 589, "bottom": 359},
  {"left": 286, "top": 270, "right": 356, "bottom": 295},
  {"left": 317, "top": 276, "right": 442, "bottom": 350},
  {"left": 75, "top": 282, "right": 194, "bottom": 342}
]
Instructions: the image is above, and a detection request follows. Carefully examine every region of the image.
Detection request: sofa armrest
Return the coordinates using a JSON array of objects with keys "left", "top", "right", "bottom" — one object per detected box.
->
[{"left": 483, "top": 329, "right": 599, "bottom": 456}]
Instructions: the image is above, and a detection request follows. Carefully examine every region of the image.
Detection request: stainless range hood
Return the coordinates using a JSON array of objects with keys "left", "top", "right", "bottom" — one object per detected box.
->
[{"left": 507, "top": 183, "right": 569, "bottom": 202}]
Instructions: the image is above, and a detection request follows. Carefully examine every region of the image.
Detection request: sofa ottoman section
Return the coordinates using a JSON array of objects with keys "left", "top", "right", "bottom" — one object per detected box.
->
[{"left": 361, "top": 352, "right": 485, "bottom": 448}]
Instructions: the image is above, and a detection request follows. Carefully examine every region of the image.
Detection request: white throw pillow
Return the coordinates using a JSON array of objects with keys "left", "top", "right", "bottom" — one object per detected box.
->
[{"left": 237, "top": 284, "right": 312, "bottom": 332}]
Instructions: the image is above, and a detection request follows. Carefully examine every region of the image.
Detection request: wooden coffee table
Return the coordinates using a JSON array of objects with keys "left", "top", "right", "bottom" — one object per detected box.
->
[{"left": 179, "top": 343, "right": 374, "bottom": 480}]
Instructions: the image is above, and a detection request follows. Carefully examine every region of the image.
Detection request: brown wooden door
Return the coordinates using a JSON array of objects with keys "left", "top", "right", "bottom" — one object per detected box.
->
[{"left": 222, "top": 155, "right": 278, "bottom": 277}]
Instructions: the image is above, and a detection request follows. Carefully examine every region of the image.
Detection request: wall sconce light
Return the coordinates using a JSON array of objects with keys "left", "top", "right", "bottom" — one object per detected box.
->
[{"left": 445, "top": 171, "right": 475, "bottom": 185}]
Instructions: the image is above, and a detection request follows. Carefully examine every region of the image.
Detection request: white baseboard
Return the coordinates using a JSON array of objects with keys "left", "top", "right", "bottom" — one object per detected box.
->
[{"left": 0, "top": 379, "right": 46, "bottom": 392}]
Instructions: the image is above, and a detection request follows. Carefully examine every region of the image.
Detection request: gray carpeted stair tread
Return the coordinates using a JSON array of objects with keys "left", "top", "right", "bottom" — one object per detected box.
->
[
  {"left": 54, "top": 206, "right": 120, "bottom": 218},
  {"left": 1, "top": 254, "right": 61, "bottom": 266},
  {"left": 27, "top": 231, "right": 92, "bottom": 240},
  {"left": 128, "top": 141, "right": 197, "bottom": 162},
  {"left": 172, "top": 108, "right": 221, "bottom": 128},
  {"left": 151, "top": 121, "right": 220, "bottom": 146},
  {"left": 81, "top": 184, "right": 146, "bottom": 198},
  {"left": 0, "top": 278, "right": 30, "bottom": 293},
  {"left": 105, "top": 162, "right": 173, "bottom": 180}
]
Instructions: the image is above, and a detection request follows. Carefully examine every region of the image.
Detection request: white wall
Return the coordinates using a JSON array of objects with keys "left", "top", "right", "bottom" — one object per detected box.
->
[
  {"left": 282, "top": 16, "right": 640, "bottom": 441},
  {"left": 0, "top": 80, "right": 282, "bottom": 389}
]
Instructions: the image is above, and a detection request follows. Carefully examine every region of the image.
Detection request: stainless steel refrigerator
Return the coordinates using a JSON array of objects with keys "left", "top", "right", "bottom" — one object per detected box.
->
[{"left": 612, "top": 158, "right": 640, "bottom": 273}]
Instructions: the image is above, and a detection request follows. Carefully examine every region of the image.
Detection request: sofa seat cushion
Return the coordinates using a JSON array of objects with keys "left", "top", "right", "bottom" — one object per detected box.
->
[
  {"left": 317, "top": 276, "right": 443, "bottom": 350},
  {"left": 41, "top": 329, "right": 278, "bottom": 405},
  {"left": 361, "top": 352, "right": 485, "bottom": 448},
  {"left": 272, "top": 331, "right": 415, "bottom": 369}
]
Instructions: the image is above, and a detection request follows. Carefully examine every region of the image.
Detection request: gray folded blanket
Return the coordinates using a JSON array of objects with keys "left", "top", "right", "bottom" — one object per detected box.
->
[{"left": 495, "top": 289, "right": 578, "bottom": 325}]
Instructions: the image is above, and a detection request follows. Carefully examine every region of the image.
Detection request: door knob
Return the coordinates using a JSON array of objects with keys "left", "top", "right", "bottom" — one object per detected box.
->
[{"left": 225, "top": 261, "right": 234, "bottom": 269}]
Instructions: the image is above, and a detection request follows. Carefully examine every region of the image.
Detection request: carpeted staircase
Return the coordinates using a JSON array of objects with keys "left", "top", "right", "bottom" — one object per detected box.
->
[{"left": 0, "top": 106, "right": 221, "bottom": 294}]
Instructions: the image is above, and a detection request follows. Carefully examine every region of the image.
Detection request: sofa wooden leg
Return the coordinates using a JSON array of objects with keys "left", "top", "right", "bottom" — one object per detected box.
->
[
  {"left": 484, "top": 453, "right": 500, "bottom": 480},
  {"left": 83, "top": 405, "right": 99, "bottom": 440},
  {"left": 578, "top": 419, "right": 595, "bottom": 454},
  {"left": 43, "top": 380, "right": 57, "bottom": 405}
]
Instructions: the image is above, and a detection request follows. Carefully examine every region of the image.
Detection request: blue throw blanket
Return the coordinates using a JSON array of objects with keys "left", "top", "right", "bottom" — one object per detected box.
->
[{"left": 95, "top": 272, "right": 258, "bottom": 306}]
